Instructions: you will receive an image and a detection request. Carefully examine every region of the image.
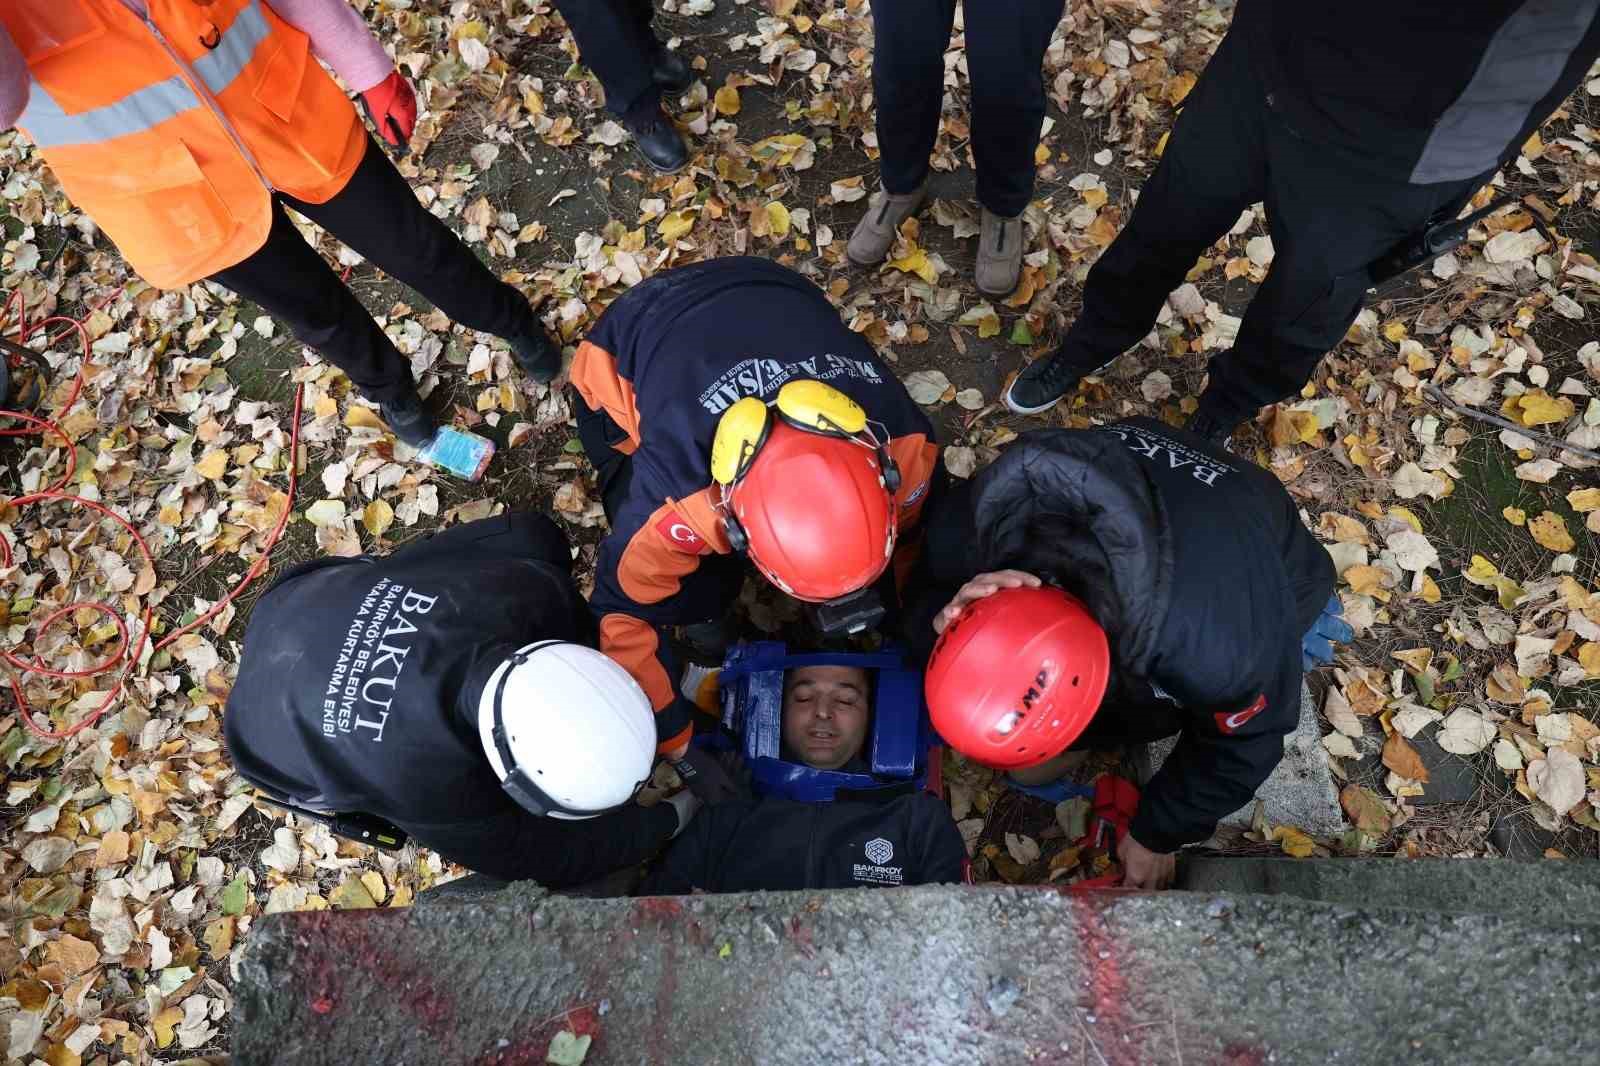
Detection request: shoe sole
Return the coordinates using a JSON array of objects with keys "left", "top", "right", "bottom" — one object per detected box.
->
[
  {"left": 639, "top": 149, "right": 688, "bottom": 175},
  {"left": 976, "top": 274, "right": 1021, "bottom": 297}
]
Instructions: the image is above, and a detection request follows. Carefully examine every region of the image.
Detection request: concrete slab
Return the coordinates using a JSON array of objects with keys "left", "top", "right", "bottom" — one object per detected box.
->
[
  {"left": 234, "top": 881, "right": 1600, "bottom": 1066},
  {"left": 1137, "top": 682, "right": 1347, "bottom": 839},
  {"left": 1180, "top": 856, "right": 1600, "bottom": 921}
]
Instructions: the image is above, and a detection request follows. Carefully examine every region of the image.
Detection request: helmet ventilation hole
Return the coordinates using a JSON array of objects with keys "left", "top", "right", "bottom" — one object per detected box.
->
[{"left": 1071, "top": 676, "right": 1080, "bottom": 686}]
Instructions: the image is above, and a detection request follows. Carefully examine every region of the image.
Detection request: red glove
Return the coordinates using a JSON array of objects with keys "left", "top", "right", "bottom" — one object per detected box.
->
[{"left": 361, "top": 71, "right": 417, "bottom": 149}]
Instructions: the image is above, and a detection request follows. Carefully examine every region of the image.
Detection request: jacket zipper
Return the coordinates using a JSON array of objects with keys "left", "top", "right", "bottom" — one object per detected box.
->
[{"left": 138, "top": 9, "right": 275, "bottom": 193}]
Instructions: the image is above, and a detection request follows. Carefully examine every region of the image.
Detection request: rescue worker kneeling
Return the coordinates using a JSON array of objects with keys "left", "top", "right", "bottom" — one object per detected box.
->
[
  {"left": 641, "top": 664, "right": 966, "bottom": 894},
  {"left": 223, "top": 512, "right": 700, "bottom": 886},
  {"left": 916, "top": 419, "right": 1346, "bottom": 889},
  {"left": 571, "top": 256, "right": 940, "bottom": 760}
]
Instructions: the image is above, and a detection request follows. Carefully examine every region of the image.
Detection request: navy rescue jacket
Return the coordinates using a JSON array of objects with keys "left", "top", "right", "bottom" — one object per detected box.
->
[
  {"left": 571, "top": 257, "right": 940, "bottom": 755},
  {"left": 916, "top": 419, "right": 1335, "bottom": 852},
  {"left": 222, "top": 513, "right": 677, "bottom": 885},
  {"left": 639, "top": 791, "right": 965, "bottom": 894}
]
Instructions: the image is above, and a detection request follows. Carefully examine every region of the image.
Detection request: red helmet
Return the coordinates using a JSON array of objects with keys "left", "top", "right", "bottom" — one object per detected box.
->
[
  {"left": 925, "top": 586, "right": 1110, "bottom": 770},
  {"left": 725, "top": 419, "right": 897, "bottom": 601}
]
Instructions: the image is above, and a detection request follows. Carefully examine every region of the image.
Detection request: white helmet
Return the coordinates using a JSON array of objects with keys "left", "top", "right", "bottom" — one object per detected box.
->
[{"left": 477, "top": 641, "right": 656, "bottom": 820}]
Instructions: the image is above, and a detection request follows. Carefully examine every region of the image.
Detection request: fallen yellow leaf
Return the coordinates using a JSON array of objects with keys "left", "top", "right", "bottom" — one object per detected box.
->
[
  {"left": 1578, "top": 642, "right": 1600, "bottom": 677},
  {"left": 1343, "top": 564, "right": 1387, "bottom": 596},
  {"left": 714, "top": 84, "right": 740, "bottom": 116},
  {"left": 1502, "top": 506, "right": 1526, "bottom": 526},
  {"left": 765, "top": 201, "right": 791, "bottom": 240},
  {"left": 363, "top": 499, "right": 395, "bottom": 538},
  {"left": 195, "top": 449, "right": 228, "bottom": 480},
  {"left": 152, "top": 1005, "right": 183, "bottom": 1049},
  {"left": 203, "top": 916, "right": 235, "bottom": 959},
  {"left": 1272, "top": 825, "right": 1315, "bottom": 858},
  {"left": 887, "top": 246, "right": 938, "bottom": 284},
  {"left": 1418, "top": 573, "right": 1441, "bottom": 604},
  {"left": 1567, "top": 487, "right": 1600, "bottom": 513},
  {"left": 345, "top": 405, "right": 385, "bottom": 431},
  {"left": 1381, "top": 320, "right": 1407, "bottom": 343},
  {"left": 1515, "top": 391, "right": 1576, "bottom": 427},
  {"left": 657, "top": 208, "right": 697, "bottom": 242},
  {"left": 1528, "top": 510, "right": 1575, "bottom": 552}
]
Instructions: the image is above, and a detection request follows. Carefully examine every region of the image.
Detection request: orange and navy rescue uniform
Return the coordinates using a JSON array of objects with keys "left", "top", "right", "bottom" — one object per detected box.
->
[
  {"left": 571, "top": 257, "right": 940, "bottom": 755},
  {"left": 1, "top": 0, "right": 366, "bottom": 289}
]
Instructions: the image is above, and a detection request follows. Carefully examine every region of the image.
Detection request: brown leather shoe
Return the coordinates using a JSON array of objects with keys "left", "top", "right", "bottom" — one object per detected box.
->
[
  {"left": 975, "top": 208, "right": 1025, "bottom": 296},
  {"left": 846, "top": 179, "right": 929, "bottom": 266}
]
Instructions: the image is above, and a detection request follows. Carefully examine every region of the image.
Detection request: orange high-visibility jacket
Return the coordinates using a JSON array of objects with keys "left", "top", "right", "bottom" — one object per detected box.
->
[{"left": 2, "top": 0, "right": 367, "bottom": 289}]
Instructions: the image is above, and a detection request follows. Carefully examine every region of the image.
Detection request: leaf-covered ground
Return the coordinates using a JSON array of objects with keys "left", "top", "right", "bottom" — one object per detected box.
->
[{"left": 4, "top": 1, "right": 1600, "bottom": 1061}]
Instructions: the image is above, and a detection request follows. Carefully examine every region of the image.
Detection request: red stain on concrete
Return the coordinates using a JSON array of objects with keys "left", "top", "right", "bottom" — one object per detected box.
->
[{"left": 295, "top": 909, "right": 456, "bottom": 1038}]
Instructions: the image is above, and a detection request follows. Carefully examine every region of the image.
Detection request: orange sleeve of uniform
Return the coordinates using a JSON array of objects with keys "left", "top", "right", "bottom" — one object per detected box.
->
[
  {"left": 887, "top": 432, "right": 939, "bottom": 589},
  {"left": 597, "top": 613, "right": 691, "bottom": 754},
  {"left": 570, "top": 339, "right": 641, "bottom": 454}
]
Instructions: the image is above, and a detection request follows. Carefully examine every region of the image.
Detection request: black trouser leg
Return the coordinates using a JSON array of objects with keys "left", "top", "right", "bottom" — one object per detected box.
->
[
  {"left": 574, "top": 395, "right": 636, "bottom": 522},
  {"left": 553, "top": 0, "right": 662, "bottom": 124},
  {"left": 869, "top": 0, "right": 958, "bottom": 196},
  {"left": 1202, "top": 143, "right": 1487, "bottom": 419},
  {"left": 284, "top": 137, "right": 536, "bottom": 343},
  {"left": 1054, "top": 27, "right": 1267, "bottom": 374},
  {"left": 964, "top": 0, "right": 1067, "bottom": 217},
  {"left": 210, "top": 201, "right": 415, "bottom": 404}
]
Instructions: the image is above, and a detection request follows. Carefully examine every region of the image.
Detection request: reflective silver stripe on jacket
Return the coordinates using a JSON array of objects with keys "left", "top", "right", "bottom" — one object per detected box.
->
[
  {"left": 1411, "top": 0, "right": 1600, "bottom": 184},
  {"left": 19, "top": 0, "right": 271, "bottom": 149}
]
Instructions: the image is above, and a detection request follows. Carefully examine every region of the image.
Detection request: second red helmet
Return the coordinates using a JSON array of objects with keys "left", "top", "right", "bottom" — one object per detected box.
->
[{"left": 925, "top": 585, "right": 1111, "bottom": 770}]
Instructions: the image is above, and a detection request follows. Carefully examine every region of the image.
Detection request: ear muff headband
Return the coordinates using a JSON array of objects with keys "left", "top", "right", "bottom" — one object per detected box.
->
[{"left": 710, "top": 379, "right": 896, "bottom": 488}]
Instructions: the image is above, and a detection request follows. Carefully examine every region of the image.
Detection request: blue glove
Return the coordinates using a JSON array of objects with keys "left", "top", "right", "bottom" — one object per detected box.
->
[{"left": 1302, "top": 594, "right": 1354, "bottom": 670}]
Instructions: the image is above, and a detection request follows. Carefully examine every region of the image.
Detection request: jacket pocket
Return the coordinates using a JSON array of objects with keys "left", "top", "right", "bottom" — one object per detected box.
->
[
  {"left": 5, "top": 2, "right": 106, "bottom": 63},
  {"left": 251, "top": 23, "right": 309, "bottom": 123},
  {"left": 74, "top": 139, "right": 232, "bottom": 268}
]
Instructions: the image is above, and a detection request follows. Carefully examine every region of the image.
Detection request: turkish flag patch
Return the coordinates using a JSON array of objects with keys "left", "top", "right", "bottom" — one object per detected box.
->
[
  {"left": 654, "top": 512, "right": 708, "bottom": 554},
  {"left": 1214, "top": 693, "right": 1266, "bottom": 734}
]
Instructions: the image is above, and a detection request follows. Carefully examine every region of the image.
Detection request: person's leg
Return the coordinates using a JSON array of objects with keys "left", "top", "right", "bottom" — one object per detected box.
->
[
  {"left": 1004, "top": 28, "right": 1267, "bottom": 414},
  {"left": 209, "top": 202, "right": 415, "bottom": 408},
  {"left": 871, "top": 0, "right": 956, "bottom": 196},
  {"left": 1198, "top": 146, "right": 1489, "bottom": 432},
  {"left": 575, "top": 397, "right": 636, "bottom": 523},
  {"left": 964, "top": 0, "right": 1064, "bottom": 218},
  {"left": 285, "top": 138, "right": 531, "bottom": 342},
  {"left": 964, "top": 0, "right": 1066, "bottom": 296},
  {"left": 551, "top": 0, "right": 687, "bottom": 171},
  {"left": 847, "top": 0, "right": 955, "bottom": 266},
  {"left": 284, "top": 138, "right": 561, "bottom": 383}
]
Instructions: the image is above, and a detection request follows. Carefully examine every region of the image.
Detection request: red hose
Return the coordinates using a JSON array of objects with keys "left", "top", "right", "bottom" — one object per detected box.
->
[{"left": 1, "top": 288, "right": 302, "bottom": 740}]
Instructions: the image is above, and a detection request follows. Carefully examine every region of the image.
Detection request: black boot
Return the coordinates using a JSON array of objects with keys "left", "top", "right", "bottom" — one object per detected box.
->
[
  {"left": 508, "top": 326, "right": 563, "bottom": 384},
  {"left": 1186, "top": 404, "right": 1245, "bottom": 450},
  {"left": 378, "top": 390, "right": 439, "bottom": 450},
  {"left": 651, "top": 47, "right": 694, "bottom": 93},
  {"left": 626, "top": 107, "right": 689, "bottom": 174}
]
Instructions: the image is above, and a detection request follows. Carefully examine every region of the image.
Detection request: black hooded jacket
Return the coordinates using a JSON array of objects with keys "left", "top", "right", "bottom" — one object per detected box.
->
[
  {"left": 916, "top": 420, "right": 1334, "bottom": 851},
  {"left": 223, "top": 512, "right": 677, "bottom": 884}
]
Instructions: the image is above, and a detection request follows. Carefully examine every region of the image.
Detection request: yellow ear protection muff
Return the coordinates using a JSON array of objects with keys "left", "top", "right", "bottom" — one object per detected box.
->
[{"left": 709, "top": 380, "right": 901, "bottom": 552}]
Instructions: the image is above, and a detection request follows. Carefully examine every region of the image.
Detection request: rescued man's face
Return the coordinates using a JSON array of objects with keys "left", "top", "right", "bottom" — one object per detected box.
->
[{"left": 782, "top": 665, "right": 871, "bottom": 770}]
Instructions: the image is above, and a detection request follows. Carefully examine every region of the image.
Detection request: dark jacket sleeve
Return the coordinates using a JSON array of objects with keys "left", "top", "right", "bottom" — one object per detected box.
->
[
  {"left": 637, "top": 801, "right": 750, "bottom": 895},
  {"left": 1130, "top": 638, "right": 1303, "bottom": 853},
  {"left": 907, "top": 793, "right": 967, "bottom": 885},
  {"left": 404, "top": 801, "right": 678, "bottom": 887}
]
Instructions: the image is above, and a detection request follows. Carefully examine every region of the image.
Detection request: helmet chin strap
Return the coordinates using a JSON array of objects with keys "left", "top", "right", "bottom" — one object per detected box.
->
[{"left": 488, "top": 641, "right": 639, "bottom": 819}]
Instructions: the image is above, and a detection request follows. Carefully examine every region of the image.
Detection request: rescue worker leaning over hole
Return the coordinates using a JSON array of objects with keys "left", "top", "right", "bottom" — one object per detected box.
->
[
  {"left": 222, "top": 512, "right": 705, "bottom": 886},
  {"left": 0, "top": 0, "right": 561, "bottom": 450},
  {"left": 569, "top": 256, "right": 942, "bottom": 760},
  {"left": 640, "top": 665, "right": 967, "bottom": 894},
  {"left": 911, "top": 419, "right": 1345, "bottom": 890}
]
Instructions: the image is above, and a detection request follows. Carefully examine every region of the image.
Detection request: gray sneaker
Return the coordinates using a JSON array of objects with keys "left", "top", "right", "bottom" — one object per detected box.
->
[
  {"left": 846, "top": 179, "right": 929, "bottom": 266},
  {"left": 976, "top": 208, "right": 1024, "bottom": 296}
]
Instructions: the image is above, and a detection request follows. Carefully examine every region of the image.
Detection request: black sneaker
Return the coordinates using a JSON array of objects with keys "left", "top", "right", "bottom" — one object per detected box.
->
[
  {"left": 508, "top": 327, "right": 562, "bottom": 384},
  {"left": 627, "top": 108, "right": 689, "bottom": 174},
  {"left": 378, "top": 391, "right": 439, "bottom": 450},
  {"left": 1004, "top": 350, "right": 1116, "bottom": 415},
  {"left": 1186, "top": 407, "right": 1243, "bottom": 449},
  {"left": 651, "top": 47, "right": 694, "bottom": 93}
]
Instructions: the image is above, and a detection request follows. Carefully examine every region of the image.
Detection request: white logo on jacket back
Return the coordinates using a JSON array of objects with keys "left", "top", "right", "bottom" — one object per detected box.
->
[
  {"left": 864, "top": 837, "right": 894, "bottom": 865},
  {"left": 698, "top": 353, "right": 884, "bottom": 414}
]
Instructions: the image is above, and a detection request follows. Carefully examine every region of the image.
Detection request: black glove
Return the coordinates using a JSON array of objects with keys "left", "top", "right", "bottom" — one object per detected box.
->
[{"left": 673, "top": 746, "right": 746, "bottom": 805}]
